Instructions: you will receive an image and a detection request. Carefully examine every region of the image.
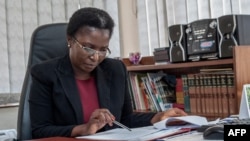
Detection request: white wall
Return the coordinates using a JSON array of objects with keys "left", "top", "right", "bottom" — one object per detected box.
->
[
  {"left": 118, "top": 0, "right": 140, "bottom": 58},
  {"left": 0, "top": 107, "right": 18, "bottom": 130}
]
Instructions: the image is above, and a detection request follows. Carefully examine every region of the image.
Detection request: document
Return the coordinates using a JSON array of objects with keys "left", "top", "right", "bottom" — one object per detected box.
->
[
  {"left": 77, "top": 126, "right": 195, "bottom": 141},
  {"left": 76, "top": 115, "right": 210, "bottom": 140},
  {"left": 153, "top": 115, "right": 209, "bottom": 130},
  {"left": 76, "top": 126, "right": 161, "bottom": 140}
]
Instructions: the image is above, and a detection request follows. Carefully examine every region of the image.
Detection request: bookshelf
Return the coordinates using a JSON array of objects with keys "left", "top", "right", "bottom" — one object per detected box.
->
[{"left": 123, "top": 45, "right": 250, "bottom": 120}]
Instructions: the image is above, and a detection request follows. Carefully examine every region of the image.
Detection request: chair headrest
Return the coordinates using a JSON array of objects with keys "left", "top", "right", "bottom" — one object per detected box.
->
[{"left": 28, "top": 23, "right": 69, "bottom": 67}]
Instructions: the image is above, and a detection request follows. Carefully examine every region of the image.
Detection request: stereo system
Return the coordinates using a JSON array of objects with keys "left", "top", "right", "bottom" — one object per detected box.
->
[{"left": 168, "top": 14, "right": 250, "bottom": 63}]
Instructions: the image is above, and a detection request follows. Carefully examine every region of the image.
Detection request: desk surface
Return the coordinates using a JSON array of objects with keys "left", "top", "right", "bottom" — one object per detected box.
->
[
  {"left": 28, "top": 137, "right": 87, "bottom": 141},
  {"left": 27, "top": 131, "right": 223, "bottom": 141},
  {"left": 28, "top": 137, "right": 111, "bottom": 141}
]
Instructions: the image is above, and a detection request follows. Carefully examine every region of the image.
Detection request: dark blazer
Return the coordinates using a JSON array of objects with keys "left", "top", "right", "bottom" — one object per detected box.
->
[{"left": 29, "top": 55, "right": 156, "bottom": 139}]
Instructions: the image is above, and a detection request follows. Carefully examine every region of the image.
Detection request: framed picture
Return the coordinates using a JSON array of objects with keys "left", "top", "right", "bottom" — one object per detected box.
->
[{"left": 239, "top": 84, "right": 250, "bottom": 119}]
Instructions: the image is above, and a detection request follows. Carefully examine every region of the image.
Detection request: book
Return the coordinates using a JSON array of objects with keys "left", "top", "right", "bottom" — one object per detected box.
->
[
  {"left": 141, "top": 76, "right": 161, "bottom": 111},
  {"left": 194, "top": 74, "right": 201, "bottom": 114},
  {"left": 181, "top": 74, "right": 191, "bottom": 113},
  {"left": 216, "top": 74, "right": 223, "bottom": 118},
  {"left": 220, "top": 74, "right": 229, "bottom": 117},
  {"left": 187, "top": 74, "right": 197, "bottom": 114},
  {"left": 210, "top": 74, "right": 218, "bottom": 117},
  {"left": 204, "top": 74, "right": 214, "bottom": 116},
  {"left": 227, "top": 73, "right": 236, "bottom": 115},
  {"left": 199, "top": 74, "right": 206, "bottom": 114},
  {"left": 176, "top": 77, "right": 184, "bottom": 104},
  {"left": 135, "top": 73, "right": 149, "bottom": 110},
  {"left": 128, "top": 72, "right": 141, "bottom": 110},
  {"left": 127, "top": 72, "right": 136, "bottom": 110}
]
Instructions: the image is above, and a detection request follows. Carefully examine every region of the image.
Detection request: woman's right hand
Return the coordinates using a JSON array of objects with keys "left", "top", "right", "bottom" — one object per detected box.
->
[{"left": 71, "top": 108, "right": 115, "bottom": 137}]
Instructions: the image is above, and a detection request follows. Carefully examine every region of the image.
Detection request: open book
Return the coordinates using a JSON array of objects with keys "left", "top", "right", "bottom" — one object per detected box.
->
[{"left": 77, "top": 115, "right": 210, "bottom": 140}]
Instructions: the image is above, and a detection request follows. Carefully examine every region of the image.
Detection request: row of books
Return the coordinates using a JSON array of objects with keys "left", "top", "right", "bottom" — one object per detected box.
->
[
  {"left": 183, "top": 71, "right": 236, "bottom": 119},
  {"left": 127, "top": 68, "right": 236, "bottom": 120},
  {"left": 128, "top": 71, "right": 176, "bottom": 112}
]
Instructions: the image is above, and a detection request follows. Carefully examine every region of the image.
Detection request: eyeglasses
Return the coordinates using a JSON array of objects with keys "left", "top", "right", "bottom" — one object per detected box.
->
[{"left": 73, "top": 37, "right": 111, "bottom": 57}]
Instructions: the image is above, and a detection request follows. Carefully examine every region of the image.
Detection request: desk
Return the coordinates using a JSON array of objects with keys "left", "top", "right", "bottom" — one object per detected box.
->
[
  {"left": 157, "top": 131, "right": 223, "bottom": 141},
  {"left": 27, "top": 131, "right": 223, "bottom": 141},
  {"left": 27, "top": 137, "right": 90, "bottom": 141}
]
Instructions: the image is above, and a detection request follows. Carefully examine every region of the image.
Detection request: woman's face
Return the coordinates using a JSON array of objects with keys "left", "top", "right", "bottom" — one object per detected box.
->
[{"left": 68, "top": 26, "right": 111, "bottom": 75}]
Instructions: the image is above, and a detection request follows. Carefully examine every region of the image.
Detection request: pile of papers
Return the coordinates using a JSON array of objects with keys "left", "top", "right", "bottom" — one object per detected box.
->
[{"left": 76, "top": 115, "right": 217, "bottom": 140}]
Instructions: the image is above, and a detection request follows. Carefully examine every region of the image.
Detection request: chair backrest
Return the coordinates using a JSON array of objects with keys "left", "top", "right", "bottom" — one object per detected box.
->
[{"left": 17, "top": 23, "right": 68, "bottom": 140}]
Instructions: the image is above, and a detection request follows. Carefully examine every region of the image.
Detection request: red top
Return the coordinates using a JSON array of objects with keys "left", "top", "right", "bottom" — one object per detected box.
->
[{"left": 76, "top": 77, "right": 99, "bottom": 123}]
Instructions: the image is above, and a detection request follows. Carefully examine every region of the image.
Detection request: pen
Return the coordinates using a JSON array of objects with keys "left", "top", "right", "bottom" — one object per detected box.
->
[{"left": 113, "top": 120, "right": 132, "bottom": 131}]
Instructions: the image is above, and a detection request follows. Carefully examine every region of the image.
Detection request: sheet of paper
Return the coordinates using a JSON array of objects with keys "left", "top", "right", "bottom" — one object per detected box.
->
[
  {"left": 153, "top": 115, "right": 209, "bottom": 129},
  {"left": 208, "top": 118, "right": 220, "bottom": 124},
  {"left": 76, "top": 126, "right": 160, "bottom": 140},
  {"left": 140, "top": 128, "right": 188, "bottom": 140}
]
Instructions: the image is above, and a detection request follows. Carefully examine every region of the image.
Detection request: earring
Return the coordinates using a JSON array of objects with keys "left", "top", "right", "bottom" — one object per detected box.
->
[{"left": 68, "top": 44, "right": 71, "bottom": 48}]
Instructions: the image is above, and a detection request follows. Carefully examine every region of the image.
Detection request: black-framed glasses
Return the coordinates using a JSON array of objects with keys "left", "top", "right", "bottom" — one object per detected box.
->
[{"left": 73, "top": 37, "right": 111, "bottom": 57}]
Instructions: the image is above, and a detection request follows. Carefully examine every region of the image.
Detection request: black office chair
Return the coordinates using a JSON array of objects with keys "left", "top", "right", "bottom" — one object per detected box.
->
[{"left": 17, "top": 23, "right": 68, "bottom": 140}]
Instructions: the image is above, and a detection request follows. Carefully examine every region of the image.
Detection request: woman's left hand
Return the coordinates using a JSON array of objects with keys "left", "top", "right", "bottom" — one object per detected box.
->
[{"left": 150, "top": 108, "right": 188, "bottom": 124}]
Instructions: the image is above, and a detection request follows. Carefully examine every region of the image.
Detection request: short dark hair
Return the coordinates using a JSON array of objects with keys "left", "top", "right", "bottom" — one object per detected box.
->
[{"left": 67, "top": 7, "right": 115, "bottom": 38}]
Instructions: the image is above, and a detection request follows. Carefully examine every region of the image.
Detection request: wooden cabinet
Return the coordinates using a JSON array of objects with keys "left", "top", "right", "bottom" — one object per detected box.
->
[
  {"left": 122, "top": 45, "right": 250, "bottom": 119},
  {"left": 234, "top": 46, "right": 250, "bottom": 110}
]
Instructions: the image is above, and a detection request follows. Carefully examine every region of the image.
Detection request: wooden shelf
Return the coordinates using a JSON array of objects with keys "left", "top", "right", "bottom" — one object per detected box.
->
[
  {"left": 126, "top": 58, "right": 233, "bottom": 71},
  {"left": 123, "top": 46, "right": 250, "bottom": 119}
]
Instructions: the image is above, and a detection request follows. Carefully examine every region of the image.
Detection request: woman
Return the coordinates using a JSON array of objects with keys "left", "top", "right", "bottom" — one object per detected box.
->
[{"left": 29, "top": 7, "right": 187, "bottom": 139}]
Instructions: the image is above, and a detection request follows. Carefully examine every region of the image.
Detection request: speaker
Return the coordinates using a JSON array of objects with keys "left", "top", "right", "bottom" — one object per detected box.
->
[
  {"left": 168, "top": 24, "right": 187, "bottom": 63},
  {"left": 217, "top": 14, "right": 250, "bottom": 58}
]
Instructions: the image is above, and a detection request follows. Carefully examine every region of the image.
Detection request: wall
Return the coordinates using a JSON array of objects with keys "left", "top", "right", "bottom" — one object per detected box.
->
[
  {"left": 118, "top": 0, "right": 140, "bottom": 58},
  {"left": 0, "top": 107, "right": 18, "bottom": 130}
]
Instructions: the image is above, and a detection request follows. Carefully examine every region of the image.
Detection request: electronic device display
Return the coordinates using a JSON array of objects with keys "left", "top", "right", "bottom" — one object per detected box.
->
[{"left": 186, "top": 19, "right": 218, "bottom": 61}]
